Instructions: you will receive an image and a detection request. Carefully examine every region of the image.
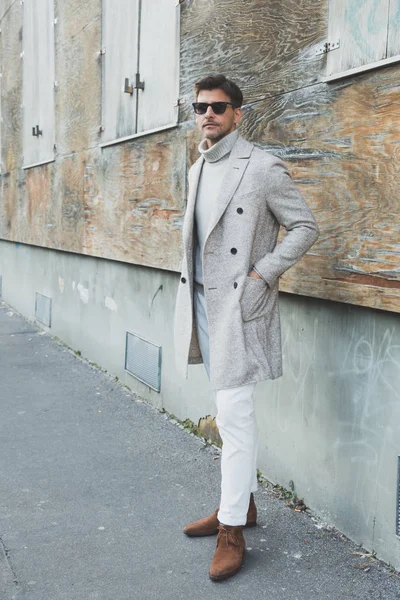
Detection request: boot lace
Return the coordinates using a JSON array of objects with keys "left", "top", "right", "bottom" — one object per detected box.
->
[{"left": 217, "top": 525, "right": 241, "bottom": 548}]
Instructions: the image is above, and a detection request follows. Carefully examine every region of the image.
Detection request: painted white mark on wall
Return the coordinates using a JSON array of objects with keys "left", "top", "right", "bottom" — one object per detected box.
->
[
  {"left": 72, "top": 281, "right": 76, "bottom": 291},
  {"left": 105, "top": 296, "right": 117, "bottom": 312},
  {"left": 152, "top": 160, "right": 160, "bottom": 172},
  {"left": 275, "top": 313, "right": 400, "bottom": 540},
  {"left": 77, "top": 283, "right": 89, "bottom": 304},
  {"left": 58, "top": 276, "right": 65, "bottom": 294}
]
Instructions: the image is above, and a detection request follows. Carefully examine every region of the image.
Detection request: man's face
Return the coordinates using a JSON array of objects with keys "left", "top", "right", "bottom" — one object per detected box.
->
[{"left": 195, "top": 89, "right": 242, "bottom": 147}]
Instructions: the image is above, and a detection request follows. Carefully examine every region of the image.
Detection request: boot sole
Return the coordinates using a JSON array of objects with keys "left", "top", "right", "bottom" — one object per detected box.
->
[
  {"left": 184, "top": 529, "right": 218, "bottom": 537},
  {"left": 184, "top": 521, "right": 257, "bottom": 537}
]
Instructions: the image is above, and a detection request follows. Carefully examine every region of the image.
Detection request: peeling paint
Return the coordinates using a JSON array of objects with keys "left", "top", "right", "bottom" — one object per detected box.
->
[
  {"left": 76, "top": 283, "right": 89, "bottom": 304},
  {"left": 58, "top": 276, "right": 65, "bottom": 294},
  {"left": 104, "top": 296, "right": 117, "bottom": 312}
]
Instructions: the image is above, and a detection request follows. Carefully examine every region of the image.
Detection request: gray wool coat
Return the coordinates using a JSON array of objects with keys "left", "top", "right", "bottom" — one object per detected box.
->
[{"left": 173, "top": 134, "right": 319, "bottom": 390}]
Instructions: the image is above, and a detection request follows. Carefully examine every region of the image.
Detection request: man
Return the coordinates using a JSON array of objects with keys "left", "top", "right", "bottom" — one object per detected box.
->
[{"left": 173, "top": 75, "right": 319, "bottom": 581}]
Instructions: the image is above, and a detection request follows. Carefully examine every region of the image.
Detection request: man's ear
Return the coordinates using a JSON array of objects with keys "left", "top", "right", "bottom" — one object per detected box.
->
[{"left": 234, "top": 107, "right": 243, "bottom": 125}]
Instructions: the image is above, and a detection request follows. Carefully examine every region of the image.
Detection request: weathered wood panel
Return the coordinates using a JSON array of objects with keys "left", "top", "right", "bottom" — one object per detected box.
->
[
  {"left": 239, "top": 64, "right": 400, "bottom": 311},
  {"left": 55, "top": 0, "right": 101, "bottom": 44},
  {"left": 327, "top": 0, "right": 389, "bottom": 76},
  {"left": 88, "top": 129, "right": 186, "bottom": 270},
  {"left": 0, "top": 0, "right": 23, "bottom": 172},
  {"left": 0, "top": 0, "right": 14, "bottom": 21},
  {"left": 1, "top": 0, "right": 400, "bottom": 314},
  {"left": 179, "top": 0, "right": 327, "bottom": 121},
  {"left": 54, "top": 13, "right": 101, "bottom": 156},
  {"left": 388, "top": 0, "right": 400, "bottom": 56}
]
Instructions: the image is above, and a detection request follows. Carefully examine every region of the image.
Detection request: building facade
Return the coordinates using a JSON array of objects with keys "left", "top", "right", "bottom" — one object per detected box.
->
[{"left": 1, "top": 0, "right": 399, "bottom": 568}]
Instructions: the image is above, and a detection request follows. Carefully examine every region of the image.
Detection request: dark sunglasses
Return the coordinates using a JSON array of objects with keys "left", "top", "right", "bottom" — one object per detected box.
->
[{"left": 192, "top": 101, "right": 239, "bottom": 115}]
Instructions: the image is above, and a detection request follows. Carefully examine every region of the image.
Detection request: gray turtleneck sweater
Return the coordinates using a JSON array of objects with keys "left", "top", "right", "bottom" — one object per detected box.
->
[{"left": 194, "top": 130, "right": 239, "bottom": 285}]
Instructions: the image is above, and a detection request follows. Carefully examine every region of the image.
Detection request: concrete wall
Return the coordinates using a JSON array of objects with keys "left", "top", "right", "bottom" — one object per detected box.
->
[{"left": 1, "top": 238, "right": 399, "bottom": 569}]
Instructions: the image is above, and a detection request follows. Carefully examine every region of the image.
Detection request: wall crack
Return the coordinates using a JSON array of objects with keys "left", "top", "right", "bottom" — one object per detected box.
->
[{"left": 0, "top": 535, "right": 19, "bottom": 588}]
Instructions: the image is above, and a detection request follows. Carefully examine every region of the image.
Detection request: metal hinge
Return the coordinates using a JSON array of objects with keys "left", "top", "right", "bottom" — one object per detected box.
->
[
  {"left": 315, "top": 39, "right": 340, "bottom": 56},
  {"left": 174, "top": 96, "right": 186, "bottom": 107},
  {"left": 99, "top": 47, "right": 106, "bottom": 56}
]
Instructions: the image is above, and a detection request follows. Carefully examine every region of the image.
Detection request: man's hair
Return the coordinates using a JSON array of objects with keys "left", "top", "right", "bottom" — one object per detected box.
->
[{"left": 194, "top": 74, "right": 243, "bottom": 107}]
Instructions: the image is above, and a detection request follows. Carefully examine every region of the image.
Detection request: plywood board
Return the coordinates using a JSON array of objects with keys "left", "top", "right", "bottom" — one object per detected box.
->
[
  {"left": 0, "top": 0, "right": 14, "bottom": 21},
  {"left": 179, "top": 0, "right": 328, "bottom": 116},
  {"left": 0, "top": 0, "right": 23, "bottom": 172},
  {"left": 1, "top": 0, "right": 400, "bottom": 314},
  {"left": 239, "top": 64, "right": 400, "bottom": 311},
  {"left": 54, "top": 15, "right": 101, "bottom": 156}
]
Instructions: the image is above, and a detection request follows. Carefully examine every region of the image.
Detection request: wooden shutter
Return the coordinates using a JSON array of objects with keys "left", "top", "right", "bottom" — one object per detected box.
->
[
  {"left": 327, "top": 0, "right": 390, "bottom": 76},
  {"left": 22, "top": 0, "right": 55, "bottom": 167},
  {"left": 136, "top": 0, "right": 180, "bottom": 134},
  {"left": 102, "top": 0, "right": 139, "bottom": 142},
  {"left": 388, "top": 0, "right": 400, "bottom": 57}
]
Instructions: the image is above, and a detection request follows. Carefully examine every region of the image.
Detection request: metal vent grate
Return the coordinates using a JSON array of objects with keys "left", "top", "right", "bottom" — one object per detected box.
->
[
  {"left": 397, "top": 456, "right": 400, "bottom": 537},
  {"left": 125, "top": 331, "right": 162, "bottom": 392},
  {"left": 35, "top": 292, "right": 52, "bottom": 327}
]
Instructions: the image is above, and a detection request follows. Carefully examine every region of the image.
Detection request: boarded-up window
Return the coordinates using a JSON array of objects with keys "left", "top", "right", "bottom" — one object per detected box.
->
[
  {"left": 0, "top": 71, "right": 2, "bottom": 173},
  {"left": 327, "top": 0, "right": 400, "bottom": 77},
  {"left": 22, "top": 0, "right": 55, "bottom": 167},
  {"left": 101, "top": 0, "right": 180, "bottom": 143}
]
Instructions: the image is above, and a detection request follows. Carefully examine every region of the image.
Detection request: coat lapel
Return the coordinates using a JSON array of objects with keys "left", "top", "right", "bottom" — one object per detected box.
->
[
  {"left": 182, "top": 156, "right": 204, "bottom": 256},
  {"left": 204, "top": 136, "right": 254, "bottom": 247}
]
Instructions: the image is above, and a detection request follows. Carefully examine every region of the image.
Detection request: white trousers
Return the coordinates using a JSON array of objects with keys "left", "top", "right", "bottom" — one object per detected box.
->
[{"left": 194, "top": 283, "right": 258, "bottom": 526}]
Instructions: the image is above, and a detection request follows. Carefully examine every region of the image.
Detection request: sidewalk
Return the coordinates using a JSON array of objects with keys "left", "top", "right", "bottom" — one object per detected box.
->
[{"left": 0, "top": 300, "right": 399, "bottom": 600}]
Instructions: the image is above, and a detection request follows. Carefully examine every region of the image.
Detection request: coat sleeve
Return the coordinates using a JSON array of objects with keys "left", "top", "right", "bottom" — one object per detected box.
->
[{"left": 253, "top": 158, "right": 319, "bottom": 288}]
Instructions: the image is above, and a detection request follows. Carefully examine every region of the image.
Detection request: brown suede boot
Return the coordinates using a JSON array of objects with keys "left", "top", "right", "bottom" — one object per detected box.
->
[
  {"left": 209, "top": 524, "right": 245, "bottom": 581},
  {"left": 183, "top": 493, "right": 257, "bottom": 537}
]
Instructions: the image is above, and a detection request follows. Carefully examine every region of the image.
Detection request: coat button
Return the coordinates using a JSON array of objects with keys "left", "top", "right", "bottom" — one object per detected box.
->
[
  {"left": 233, "top": 282, "right": 238, "bottom": 289},
  {"left": 230, "top": 248, "right": 237, "bottom": 255},
  {"left": 237, "top": 207, "right": 243, "bottom": 214},
  {"left": 181, "top": 277, "right": 186, "bottom": 283}
]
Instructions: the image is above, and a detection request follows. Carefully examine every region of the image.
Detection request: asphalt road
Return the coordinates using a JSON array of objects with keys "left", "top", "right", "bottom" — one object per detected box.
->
[{"left": 0, "top": 300, "right": 399, "bottom": 600}]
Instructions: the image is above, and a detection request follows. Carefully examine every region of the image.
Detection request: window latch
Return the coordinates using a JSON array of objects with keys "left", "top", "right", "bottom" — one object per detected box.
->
[
  {"left": 134, "top": 73, "right": 145, "bottom": 91},
  {"left": 124, "top": 78, "right": 133, "bottom": 95},
  {"left": 124, "top": 74, "right": 145, "bottom": 94},
  {"left": 32, "top": 125, "right": 42, "bottom": 137}
]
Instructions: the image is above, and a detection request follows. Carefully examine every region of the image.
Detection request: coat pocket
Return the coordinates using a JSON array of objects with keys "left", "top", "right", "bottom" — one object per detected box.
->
[{"left": 239, "top": 276, "right": 270, "bottom": 322}]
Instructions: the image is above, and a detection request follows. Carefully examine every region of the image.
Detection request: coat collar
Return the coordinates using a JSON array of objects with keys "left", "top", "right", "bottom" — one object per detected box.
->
[
  {"left": 182, "top": 134, "right": 254, "bottom": 254},
  {"left": 204, "top": 135, "right": 253, "bottom": 245}
]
